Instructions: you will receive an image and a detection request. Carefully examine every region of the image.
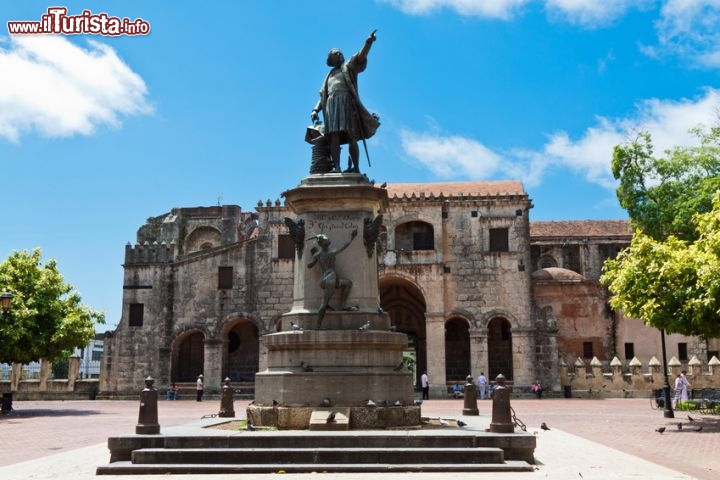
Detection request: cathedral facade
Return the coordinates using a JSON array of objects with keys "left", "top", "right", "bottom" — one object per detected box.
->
[{"left": 100, "top": 180, "right": 717, "bottom": 397}]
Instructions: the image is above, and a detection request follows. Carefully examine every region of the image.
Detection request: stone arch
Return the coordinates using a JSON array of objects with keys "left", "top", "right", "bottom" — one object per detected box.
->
[
  {"left": 444, "top": 316, "right": 471, "bottom": 382},
  {"left": 486, "top": 316, "right": 514, "bottom": 381},
  {"left": 170, "top": 328, "right": 206, "bottom": 382},
  {"left": 379, "top": 275, "right": 427, "bottom": 388},
  {"left": 478, "top": 309, "right": 520, "bottom": 330},
  {"left": 185, "top": 226, "right": 221, "bottom": 253},
  {"left": 221, "top": 317, "right": 259, "bottom": 382}
]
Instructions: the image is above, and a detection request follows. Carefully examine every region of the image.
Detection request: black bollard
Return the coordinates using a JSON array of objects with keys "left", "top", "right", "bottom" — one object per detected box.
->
[
  {"left": 135, "top": 376, "right": 160, "bottom": 434},
  {"left": 218, "top": 377, "right": 236, "bottom": 418},
  {"left": 488, "top": 374, "right": 514, "bottom": 433},
  {"left": 462, "top": 375, "right": 479, "bottom": 416}
]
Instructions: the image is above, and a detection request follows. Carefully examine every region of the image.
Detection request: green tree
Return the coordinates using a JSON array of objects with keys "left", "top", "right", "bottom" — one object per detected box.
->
[
  {"left": 602, "top": 194, "right": 720, "bottom": 338},
  {"left": 611, "top": 126, "right": 720, "bottom": 241},
  {"left": 0, "top": 248, "right": 104, "bottom": 364}
]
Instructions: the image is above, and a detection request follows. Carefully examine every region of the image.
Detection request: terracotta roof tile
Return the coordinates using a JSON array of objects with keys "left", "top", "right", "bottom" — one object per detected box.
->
[
  {"left": 530, "top": 220, "right": 631, "bottom": 238},
  {"left": 386, "top": 181, "right": 526, "bottom": 198}
]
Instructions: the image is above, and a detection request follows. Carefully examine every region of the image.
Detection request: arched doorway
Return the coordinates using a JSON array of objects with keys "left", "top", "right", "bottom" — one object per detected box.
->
[
  {"left": 223, "top": 320, "right": 259, "bottom": 382},
  {"left": 171, "top": 330, "right": 204, "bottom": 382},
  {"left": 379, "top": 277, "right": 426, "bottom": 389},
  {"left": 487, "top": 317, "right": 513, "bottom": 381},
  {"left": 445, "top": 317, "right": 470, "bottom": 382}
]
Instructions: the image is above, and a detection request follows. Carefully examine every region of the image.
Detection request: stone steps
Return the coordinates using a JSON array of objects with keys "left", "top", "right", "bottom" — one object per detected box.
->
[
  {"left": 130, "top": 446, "right": 506, "bottom": 464},
  {"left": 97, "top": 460, "right": 534, "bottom": 474},
  {"left": 98, "top": 421, "right": 537, "bottom": 474}
]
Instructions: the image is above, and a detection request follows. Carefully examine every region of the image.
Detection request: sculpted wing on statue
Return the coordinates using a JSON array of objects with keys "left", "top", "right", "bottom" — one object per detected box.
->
[
  {"left": 284, "top": 217, "right": 306, "bottom": 259},
  {"left": 363, "top": 214, "right": 383, "bottom": 258}
]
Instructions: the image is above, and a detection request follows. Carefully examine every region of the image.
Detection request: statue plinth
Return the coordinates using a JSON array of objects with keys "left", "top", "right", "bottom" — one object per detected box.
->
[{"left": 251, "top": 175, "right": 418, "bottom": 428}]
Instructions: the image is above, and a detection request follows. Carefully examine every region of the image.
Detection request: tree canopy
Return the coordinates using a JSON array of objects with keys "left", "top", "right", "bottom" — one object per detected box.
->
[
  {"left": 611, "top": 126, "right": 720, "bottom": 241},
  {"left": 604, "top": 124, "right": 720, "bottom": 338},
  {"left": 602, "top": 193, "right": 720, "bottom": 338},
  {"left": 0, "top": 248, "right": 104, "bottom": 364}
]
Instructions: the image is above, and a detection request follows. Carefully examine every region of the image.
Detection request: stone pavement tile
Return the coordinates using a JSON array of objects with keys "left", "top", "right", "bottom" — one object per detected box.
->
[{"left": 0, "top": 398, "right": 716, "bottom": 479}]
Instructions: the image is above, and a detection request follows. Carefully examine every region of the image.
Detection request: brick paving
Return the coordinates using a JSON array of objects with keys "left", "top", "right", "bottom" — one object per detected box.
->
[{"left": 0, "top": 397, "right": 717, "bottom": 479}]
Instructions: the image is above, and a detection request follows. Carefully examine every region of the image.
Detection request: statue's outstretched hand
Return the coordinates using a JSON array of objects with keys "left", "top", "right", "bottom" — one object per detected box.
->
[{"left": 367, "top": 30, "right": 377, "bottom": 43}]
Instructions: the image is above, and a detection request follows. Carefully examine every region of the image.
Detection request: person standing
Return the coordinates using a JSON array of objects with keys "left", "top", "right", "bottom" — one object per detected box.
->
[
  {"left": 421, "top": 371, "right": 429, "bottom": 400},
  {"left": 673, "top": 370, "right": 690, "bottom": 407},
  {"left": 477, "top": 372, "right": 488, "bottom": 400},
  {"left": 196, "top": 374, "right": 204, "bottom": 402}
]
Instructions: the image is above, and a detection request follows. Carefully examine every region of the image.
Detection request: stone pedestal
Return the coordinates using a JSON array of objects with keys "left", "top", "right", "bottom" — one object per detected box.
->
[{"left": 250, "top": 174, "right": 419, "bottom": 428}]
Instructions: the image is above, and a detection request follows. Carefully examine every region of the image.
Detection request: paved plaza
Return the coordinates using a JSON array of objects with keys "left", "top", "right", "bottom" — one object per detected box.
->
[{"left": 0, "top": 397, "right": 717, "bottom": 479}]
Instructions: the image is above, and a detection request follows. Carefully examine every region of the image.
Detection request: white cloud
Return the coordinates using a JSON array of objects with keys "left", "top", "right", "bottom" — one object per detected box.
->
[
  {"left": 400, "top": 129, "right": 504, "bottom": 177},
  {"left": 544, "top": 0, "right": 643, "bottom": 27},
  {"left": 399, "top": 88, "right": 720, "bottom": 189},
  {"left": 653, "top": 0, "right": 720, "bottom": 68},
  {"left": 379, "top": 0, "right": 531, "bottom": 19},
  {"left": 0, "top": 35, "right": 151, "bottom": 142}
]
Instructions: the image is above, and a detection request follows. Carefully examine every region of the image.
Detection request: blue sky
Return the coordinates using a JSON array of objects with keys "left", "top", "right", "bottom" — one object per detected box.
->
[{"left": 1, "top": 0, "right": 719, "bottom": 331}]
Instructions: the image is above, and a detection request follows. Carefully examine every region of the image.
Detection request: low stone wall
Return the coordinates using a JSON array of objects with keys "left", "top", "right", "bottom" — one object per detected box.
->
[
  {"left": 559, "top": 354, "right": 720, "bottom": 398},
  {"left": 0, "top": 356, "right": 99, "bottom": 400}
]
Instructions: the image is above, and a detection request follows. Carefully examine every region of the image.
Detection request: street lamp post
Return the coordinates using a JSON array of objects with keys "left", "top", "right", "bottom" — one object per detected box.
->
[
  {"left": 660, "top": 328, "right": 674, "bottom": 418},
  {"left": 0, "top": 292, "right": 12, "bottom": 312},
  {"left": 1, "top": 292, "right": 14, "bottom": 414}
]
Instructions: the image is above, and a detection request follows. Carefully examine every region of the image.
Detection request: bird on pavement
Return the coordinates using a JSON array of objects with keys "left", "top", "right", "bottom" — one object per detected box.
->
[
  {"left": 367, "top": 399, "right": 377, "bottom": 407},
  {"left": 272, "top": 399, "right": 278, "bottom": 406},
  {"left": 291, "top": 322, "right": 303, "bottom": 331},
  {"left": 414, "top": 399, "right": 423, "bottom": 406},
  {"left": 677, "top": 422, "right": 683, "bottom": 430},
  {"left": 320, "top": 398, "right": 331, "bottom": 407},
  {"left": 540, "top": 422, "right": 550, "bottom": 431},
  {"left": 655, "top": 426, "right": 666, "bottom": 434},
  {"left": 694, "top": 426, "right": 703, "bottom": 432},
  {"left": 327, "top": 411, "right": 336, "bottom": 423},
  {"left": 394, "top": 400, "right": 402, "bottom": 406},
  {"left": 687, "top": 415, "right": 695, "bottom": 422},
  {"left": 246, "top": 420, "right": 256, "bottom": 431},
  {"left": 358, "top": 320, "right": 371, "bottom": 331},
  {"left": 300, "top": 361, "right": 313, "bottom": 372},
  {"left": 457, "top": 420, "right": 467, "bottom": 427}
]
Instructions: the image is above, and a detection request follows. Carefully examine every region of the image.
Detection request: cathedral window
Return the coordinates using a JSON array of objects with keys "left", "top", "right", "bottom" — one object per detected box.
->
[
  {"left": 128, "top": 303, "right": 144, "bottom": 327},
  {"left": 218, "top": 266, "right": 233, "bottom": 289},
  {"left": 489, "top": 228, "right": 509, "bottom": 252}
]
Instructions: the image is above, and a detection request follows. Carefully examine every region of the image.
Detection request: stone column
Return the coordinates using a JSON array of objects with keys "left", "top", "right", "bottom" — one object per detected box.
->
[
  {"left": 425, "top": 312, "right": 446, "bottom": 398},
  {"left": 68, "top": 355, "right": 80, "bottom": 390},
  {"left": 511, "top": 327, "right": 534, "bottom": 385},
  {"left": 157, "top": 347, "right": 171, "bottom": 387},
  {"left": 203, "top": 338, "right": 223, "bottom": 393},
  {"left": 39, "top": 359, "right": 52, "bottom": 390},
  {"left": 470, "top": 327, "right": 488, "bottom": 381}
]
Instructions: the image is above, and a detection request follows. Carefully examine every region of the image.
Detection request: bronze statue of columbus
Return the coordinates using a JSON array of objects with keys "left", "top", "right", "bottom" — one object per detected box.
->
[{"left": 311, "top": 30, "right": 380, "bottom": 174}]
